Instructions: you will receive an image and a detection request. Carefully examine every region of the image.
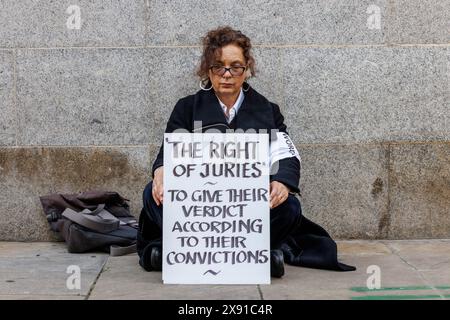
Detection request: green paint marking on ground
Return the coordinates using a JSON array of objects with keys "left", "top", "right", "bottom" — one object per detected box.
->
[
  {"left": 350, "top": 285, "right": 450, "bottom": 292},
  {"left": 351, "top": 294, "right": 450, "bottom": 300},
  {"left": 436, "top": 286, "right": 450, "bottom": 290}
]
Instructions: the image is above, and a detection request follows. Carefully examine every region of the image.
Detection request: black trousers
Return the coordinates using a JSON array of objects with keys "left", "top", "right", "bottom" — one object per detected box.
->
[{"left": 141, "top": 180, "right": 303, "bottom": 250}]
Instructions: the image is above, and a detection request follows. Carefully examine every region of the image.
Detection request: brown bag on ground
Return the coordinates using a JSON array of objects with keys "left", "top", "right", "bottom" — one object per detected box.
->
[{"left": 39, "top": 190, "right": 137, "bottom": 256}]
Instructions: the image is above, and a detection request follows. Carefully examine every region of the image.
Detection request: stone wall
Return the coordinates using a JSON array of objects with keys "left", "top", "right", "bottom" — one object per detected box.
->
[{"left": 0, "top": 0, "right": 448, "bottom": 240}]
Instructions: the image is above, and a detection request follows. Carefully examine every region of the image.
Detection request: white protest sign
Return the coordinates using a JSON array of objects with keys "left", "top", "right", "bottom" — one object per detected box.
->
[{"left": 163, "top": 133, "right": 270, "bottom": 284}]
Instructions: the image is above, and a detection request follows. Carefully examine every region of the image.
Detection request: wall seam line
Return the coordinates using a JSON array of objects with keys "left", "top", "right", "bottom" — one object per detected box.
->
[
  {"left": 0, "top": 43, "right": 448, "bottom": 51},
  {"left": 12, "top": 48, "right": 18, "bottom": 146},
  {"left": 1, "top": 141, "right": 449, "bottom": 149}
]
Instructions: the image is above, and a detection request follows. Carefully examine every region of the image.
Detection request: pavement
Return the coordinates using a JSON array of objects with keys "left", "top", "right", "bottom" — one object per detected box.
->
[{"left": 1, "top": 240, "right": 450, "bottom": 300}]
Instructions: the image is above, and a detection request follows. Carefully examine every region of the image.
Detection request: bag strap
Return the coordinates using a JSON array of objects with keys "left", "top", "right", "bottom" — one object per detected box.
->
[
  {"left": 80, "top": 203, "right": 106, "bottom": 216},
  {"left": 110, "top": 243, "right": 137, "bottom": 256},
  {"left": 119, "top": 217, "right": 139, "bottom": 228},
  {"left": 62, "top": 207, "right": 120, "bottom": 233}
]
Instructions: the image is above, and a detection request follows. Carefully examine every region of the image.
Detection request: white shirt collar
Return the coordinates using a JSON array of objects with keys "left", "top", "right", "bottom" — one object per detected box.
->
[{"left": 216, "top": 88, "right": 245, "bottom": 123}]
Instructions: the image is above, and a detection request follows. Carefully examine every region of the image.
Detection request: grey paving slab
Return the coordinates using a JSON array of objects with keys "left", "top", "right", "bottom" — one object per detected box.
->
[
  {"left": 260, "top": 248, "right": 428, "bottom": 300},
  {"left": 146, "top": 0, "right": 387, "bottom": 45},
  {"left": 337, "top": 240, "right": 392, "bottom": 256},
  {"left": 0, "top": 0, "right": 146, "bottom": 48},
  {"left": 0, "top": 50, "right": 15, "bottom": 146},
  {"left": 282, "top": 46, "right": 449, "bottom": 144},
  {"left": 1, "top": 240, "right": 449, "bottom": 300},
  {"left": 89, "top": 255, "right": 260, "bottom": 300},
  {"left": 0, "top": 294, "right": 85, "bottom": 300},
  {"left": 383, "top": 240, "right": 450, "bottom": 271},
  {"left": 0, "top": 242, "right": 107, "bottom": 298},
  {"left": 0, "top": 146, "right": 150, "bottom": 241},
  {"left": 380, "top": 240, "right": 450, "bottom": 299},
  {"left": 418, "top": 270, "right": 450, "bottom": 299}
]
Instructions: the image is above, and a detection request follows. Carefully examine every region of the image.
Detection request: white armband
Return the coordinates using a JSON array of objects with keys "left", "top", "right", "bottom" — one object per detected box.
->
[{"left": 269, "top": 132, "right": 302, "bottom": 168}]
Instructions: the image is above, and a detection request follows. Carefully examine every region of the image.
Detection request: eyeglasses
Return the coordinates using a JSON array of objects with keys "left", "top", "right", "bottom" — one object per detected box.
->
[{"left": 209, "top": 65, "right": 247, "bottom": 77}]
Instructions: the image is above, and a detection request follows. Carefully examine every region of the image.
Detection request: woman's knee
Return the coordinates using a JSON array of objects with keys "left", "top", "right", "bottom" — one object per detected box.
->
[
  {"left": 143, "top": 180, "right": 153, "bottom": 201},
  {"left": 277, "top": 195, "right": 302, "bottom": 223},
  {"left": 143, "top": 180, "right": 162, "bottom": 209}
]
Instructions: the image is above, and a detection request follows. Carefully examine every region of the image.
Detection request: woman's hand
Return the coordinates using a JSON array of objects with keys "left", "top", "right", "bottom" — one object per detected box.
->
[
  {"left": 152, "top": 166, "right": 164, "bottom": 206},
  {"left": 270, "top": 181, "right": 290, "bottom": 209}
]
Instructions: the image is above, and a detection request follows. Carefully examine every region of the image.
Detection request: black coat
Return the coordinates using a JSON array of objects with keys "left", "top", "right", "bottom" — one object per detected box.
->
[{"left": 151, "top": 85, "right": 355, "bottom": 272}]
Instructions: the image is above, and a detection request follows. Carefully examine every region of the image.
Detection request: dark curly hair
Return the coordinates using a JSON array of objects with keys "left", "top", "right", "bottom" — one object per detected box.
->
[{"left": 197, "top": 26, "right": 256, "bottom": 80}]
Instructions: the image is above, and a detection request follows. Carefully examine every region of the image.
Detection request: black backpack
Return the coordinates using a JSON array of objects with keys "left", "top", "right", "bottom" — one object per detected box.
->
[{"left": 40, "top": 191, "right": 137, "bottom": 256}]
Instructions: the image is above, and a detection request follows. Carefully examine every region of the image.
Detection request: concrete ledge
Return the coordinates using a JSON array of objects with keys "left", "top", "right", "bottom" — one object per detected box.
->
[
  {"left": 0, "top": 145, "right": 154, "bottom": 241},
  {"left": 1, "top": 142, "right": 449, "bottom": 241}
]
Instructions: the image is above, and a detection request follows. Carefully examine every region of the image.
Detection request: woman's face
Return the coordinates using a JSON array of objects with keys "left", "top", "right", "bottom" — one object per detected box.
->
[{"left": 208, "top": 44, "right": 247, "bottom": 99}]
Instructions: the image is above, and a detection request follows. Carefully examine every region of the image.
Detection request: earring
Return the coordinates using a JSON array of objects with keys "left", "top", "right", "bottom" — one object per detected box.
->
[
  {"left": 242, "top": 81, "right": 250, "bottom": 92},
  {"left": 199, "top": 79, "right": 213, "bottom": 91}
]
